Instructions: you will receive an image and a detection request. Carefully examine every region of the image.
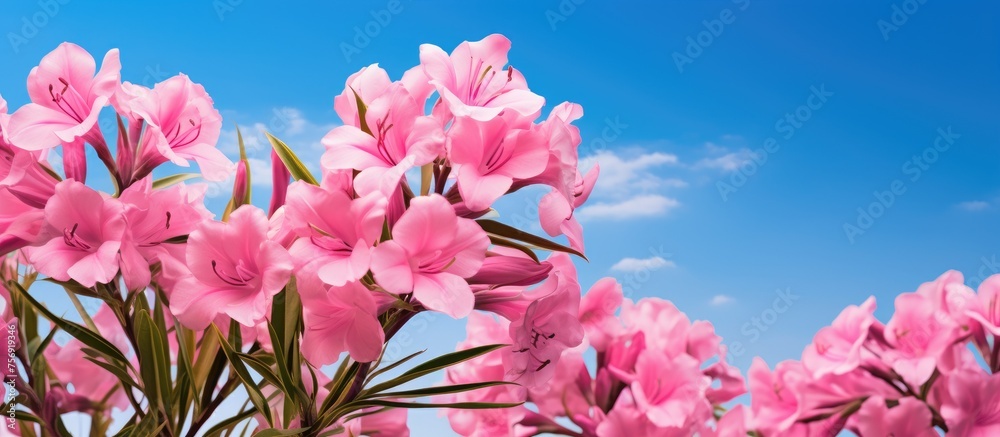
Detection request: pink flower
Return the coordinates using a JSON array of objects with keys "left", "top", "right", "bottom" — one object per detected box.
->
[
  {"left": 801, "top": 296, "right": 879, "bottom": 378},
  {"left": 322, "top": 68, "right": 444, "bottom": 196},
  {"left": 370, "top": 194, "right": 488, "bottom": 318},
  {"left": 447, "top": 115, "right": 548, "bottom": 211},
  {"left": 853, "top": 396, "right": 937, "bottom": 437},
  {"left": 628, "top": 351, "right": 710, "bottom": 429},
  {"left": 969, "top": 274, "right": 1000, "bottom": 335},
  {"left": 46, "top": 306, "right": 130, "bottom": 411},
  {"left": 467, "top": 248, "right": 552, "bottom": 288},
  {"left": 170, "top": 205, "right": 293, "bottom": 329},
  {"left": 299, "top": 276, "right": 384, "bottom": 365},
  {"left": 284, "top": 179, "right": 385, "bottom": 287},
  {"left": 7, "top": 43, "right": 120, "bottom": 151},
  {"left": 504, "top": 253, "right": 585, "bottom": 388},
  {"left": 942, "top": 370, "right": 1000, "bottom": 435},
  {"left": 711, "top": 405, "right": 749, "bottom": 437},
  {"left": 537, "top": 164, "right": 598, "bottom": 253},
  {"left": 26, "top": 180, "right": 126, "bottom": 287},
  {"left": 527, "top": 349, "right": 591, "bottom": 418},
  {"left": 125, "top": 74, "right": 231, "bottom": 181},
  {"left": 884, "top": 292, "right": 961, "bottom": 386},
  {"left": 419, "top": 34, "right": 544, "bottom": 122},
  {"left": 343, "top": 406, "right": 410, "bottom": 437},
  {"left": 748, "top": 358, "right": 809, "bottom": 435},
  {"left": 703, "top": 346, "right": 747, "bottom": 405},
  {"left": 1, "top": 95, "right": 59, "bottom": 210},
  {"left": 0, "top": 189, "right": 44, "bottom": 255},
  {"left": 578, "top": 277, "right": 624, "bottom": 352},
  {"left": 117, "top": 177, "right": 212, "bottom": 291}
]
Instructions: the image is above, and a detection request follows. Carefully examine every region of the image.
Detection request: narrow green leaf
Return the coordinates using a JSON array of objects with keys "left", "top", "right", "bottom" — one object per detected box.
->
[
  {"left": 487, "top": 235, "right": 541, "bottom": 263},
  {"left": 201, "top": 407, "right": 258, "bottom": 437},
  {"left": 213, "top": 325, "right": 274, "bottom": 427},
  {"left": 363, "top": 344, "right": 507, "bottom": 396},
  {"left": 253, "top": 428, "right": 310, "bottom": 437},
  {"left": 265, "top": 132, "right": 318, "bottom": 185},
  {"left": 152, "top": 173, "right": 200, "bottom": 189},
  {"left": 134, "top": 309, "right": 172, "bottom": 416},
  {"left": 477, "top": 219, "right": 587, "bottom": 260},
  {"left": 350, "top": 87, "right": 371, "bottom": 136},
  {"left": 349, "top": 399, "right": 523, "bottom": 410},
  {"left": 364, "top": 349, "right": 426, "bottom": 386},
  {"left": 237, "top": 125, "right": 252, "bottom": 206},
  {"left": 15, "top": 282, "right": 130, "bottom": 364},
  {"left": 82, "top": 355, "right": 139, "bottom": 389},
  {"left": 364, "top": 381, "right": 519, "bottom": 399}
]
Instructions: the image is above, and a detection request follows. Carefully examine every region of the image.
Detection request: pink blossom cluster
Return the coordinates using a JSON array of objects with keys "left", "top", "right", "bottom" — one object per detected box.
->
[
  {"left": 0, "top": 34, "right": 597, "bottom": 435},
  {"left": 443, "top": 276, "right": 748, "bottom": 436},
  {"left": 741, "top": 270, "right": 1000, "bottom": 436}
]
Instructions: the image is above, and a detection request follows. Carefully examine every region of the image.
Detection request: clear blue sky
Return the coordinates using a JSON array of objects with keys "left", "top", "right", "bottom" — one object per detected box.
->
[{"left": 3, "top": 1, "right": 998, "bottom": 435}]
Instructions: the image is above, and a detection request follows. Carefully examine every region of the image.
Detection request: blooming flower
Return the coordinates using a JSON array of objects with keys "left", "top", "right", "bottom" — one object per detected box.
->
[
  {"left": 26, "top": 180, "right": 126, "bottom": 287},
  {"left": 370, "top": 194, "right": 488, "bottom": 318},
  {"left": 854, "top": 396, "right": 937, "bottom": 437},
  {"left": 942, "top": 370, "right": 1000, "bottom": 435},
  {"left": 801, "top": 296, "right": 879, "bottom": 378},
  {"left": 124, "top": 74, "right": 232, "bottom": 182},
  {"left": 447, "top": 115, "right": 548, "bottom": 211},
  {"left": 170, "top": 205, "right": 293, "bottom": 329},
  {"left": 284, "top": 178, "right": 385, "bottom": 287},
  {"left": 7, "top": 43, "right": 120, "bottom": 151},
  {"left": 299, "top": 277, "right": 384, "bottom": 365},
  {"left": 117, "top": 177, "right": 212, "bottom": 291},
  {"left": 419, "top": 34, "right": 544, "bottom": 122}
]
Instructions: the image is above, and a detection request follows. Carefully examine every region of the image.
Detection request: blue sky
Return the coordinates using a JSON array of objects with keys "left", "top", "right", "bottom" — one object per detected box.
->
[{"left": 3, "top": 1, "right": 999, "bottom": 435}]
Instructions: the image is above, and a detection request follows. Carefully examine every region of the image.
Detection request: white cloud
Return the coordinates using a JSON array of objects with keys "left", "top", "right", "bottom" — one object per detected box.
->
[
  {"left": 695, "top": 148, "right": 756, "bottom": 172},
  {"left": 576, "top": 194, "right": 680, "bottom": 221},
  {"left": 710, "top": 295, "right": 734, "bottom": 306},
  {"left": 958, "top": 200, "right": 990, "bottom": 212},
  {"left": 611, "top": 256, "right": 676, "bottom": 272},
  {"left": 579, "top": 150, "right": 683, "bottom": 199}
]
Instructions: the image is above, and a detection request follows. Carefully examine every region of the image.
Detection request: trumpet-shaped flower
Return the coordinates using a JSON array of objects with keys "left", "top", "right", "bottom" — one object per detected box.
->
[
  {"left": 447, "top": 115, "right": 548, "bottom": 211},
  {"left": 7, "top": 43, "right": 120, "bottom": 150},
  {"left": 299, "top": 276, "right": 384, "bottom": 365},
  {"left": 27, "top": 180, "right": 126, "bottom": 287},
  {"left": 370, "top": 194, "right": 488, "bottom": 318},
  {"left": 419, "top": 34, "right": 544, "bottom": 122},
  {"left": 170, "top": 205, "right": 293, "bottom": 329},
  {"left": 284, "top": 179, "right": 385, "bottom": 286}
]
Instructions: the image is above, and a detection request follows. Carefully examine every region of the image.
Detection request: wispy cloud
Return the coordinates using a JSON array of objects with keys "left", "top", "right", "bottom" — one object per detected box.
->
[
  {"left": 576, "top": 149, "right": 684, "bottom": 220},
  {"left": 710, "top": 295, "right": 734, "bottom": 306},
  {"left": 576, "top": 194, "right": 680, "bottom": 221},
  {"left": 957, "top": 200, "right": 991, "bottom": 212},
  {"left": 694, "top": 147, "right": 756, "bottom": 172},
  {"left": 611, "top": 256, "right": 676, "bottom": 272}
]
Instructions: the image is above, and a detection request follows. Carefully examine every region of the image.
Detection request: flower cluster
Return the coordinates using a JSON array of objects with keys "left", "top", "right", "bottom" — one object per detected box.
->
[
  {"left": 0, "top": 34, "right": 596, "bottom": 436},
  {"left": 738, "top": 270, "right": 1000, "bottom": 436},
  {"left": 444, "top": 276, "right": 748, "bottom": 436}
]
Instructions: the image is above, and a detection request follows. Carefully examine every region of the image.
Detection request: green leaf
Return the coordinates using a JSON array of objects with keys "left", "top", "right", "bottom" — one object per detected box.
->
[
  {"left": 201, "top": 407, "right": 258, "bottom": 437},
  {"left": 237, "top": 125, "right": 252, "bottom": 206},
  {"left": 350, "top": 87, "right": 372, "bottom": 136},
  {"left": 15, "top": 282, "right": 130, "bottom": 365},
  {"left": 82, "top": 354, "right": 140, "bottom": 390},
  {"left": 349, "top": 399, "right": 523, "bottom": 410},
  {"left": 134, "top": 309, "right": 172, "bottom": 416},
  {"left": 29, "top": 325, "right": 59, "bottom": 364},
  {"left": 363, "top": 344, "right": 507, "bottom": 396},
  {"left": 213, "top": 324, "right": 274, "bottom": 427},
  {"left": 152, "top": 173, "right": 200, "bottom": 189},
  {"left": 364, "top": 380, "right": 519, "bottom": 399},
  {"left": 364, "top": 349, "right": 425, "bottom": 386},
  {"left": 477, "top": 219, "right": 587, "bottom": 260},
  {"left": 487, "top": 235, "right": 541, "bottom": 263},
  {"left": 265, "top": 132, "right": 318, "bottom": 185},
  {"left": 253, "top": 428, "right": 310, "bottom": 437}
]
